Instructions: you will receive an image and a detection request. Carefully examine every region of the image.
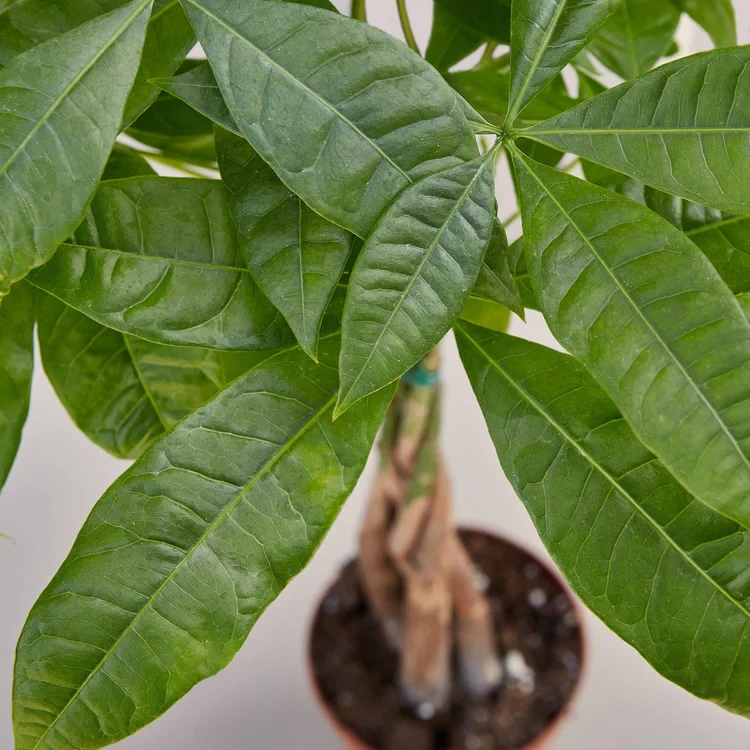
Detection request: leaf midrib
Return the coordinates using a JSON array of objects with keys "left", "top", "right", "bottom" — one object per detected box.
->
[
  {"left": 0, "top": 0, "right": 151, "bottom": 182},
  {"left": 507, "top": 0, "right": 569, "bottom": 125},
  {"left": 515, "top": 149, "right": 750, "bottom": 512},
  {"left": 182, "top": 0, "right": 412, "bottom": 184},
  {"left": 339, "top": 155, "right": 493, "bottom": 411},
  {"left": 527, "top": 127, "right": 750, "bottom": 135},
  {"left": 58, "top": 242, "right": 251, "bottom": 274},
  {"left": 29, "top": 391, "right": 338, "bottom": 749},
  {"left": 123, "top": 333, "right": 168, "bottom": 430},
  {"left": 456, "top": 322, "right": 750, "bottom": 620}
]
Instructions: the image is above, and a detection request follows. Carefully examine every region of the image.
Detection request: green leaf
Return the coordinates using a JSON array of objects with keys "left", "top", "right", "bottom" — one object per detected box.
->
[
  {"left": 432, "top": 0, "right": 512, "bottom": 44},
  {"left": 216, "top": 128, "right": 353, "bottom": 360},
  {"left": 0, "top": 281, "right": 34, "bottom": 492},
  {"left": 0, "top": 0, "right": 152, "bottom": 296},
  {"left": 738, "top": 292, "right": 750, "bottom": 320},
  {"left": 447, "top": 54, "right": 578, "bottom": 125},
  {"left": 455, "top": 322, "right": 750, "bottom": 717},
  {"left": 524, "top": 47, "right": 750, "bottom": 215},
  {"left": 151, "top": 60, "right": 241, "bottom": 136},
  {"left": 121, "top": 0, "right": 196, "bottom": 125},
  {"left": 507, "top": 0, "right": 619, "bottom": 123},
  {"left": 37, "top": 294, "right": 270, "bottom": 459},
  {"left": 0, "top": 0, "right": 129, "bottom": 66},
  {"left": 425, "top": 3, "right": 485, "bottom": 72},
  {"left": 514, "top": 151, "right": 750, "bottom": 530},
  {"left": 459, "top": 297, "right": 511, "bottom": 333},
  {"left": 102, "top": 144, "right": 157, "bottom": 180},
  {"left": 28, "top": 177, "right": 292, "bottom": 351},
  {"left": 127, "top": 90, "right": 218, "bottom": 165},
  {"left": 581, "top": 159, "right": 750, "bottom": 295},
  {"left": 472, "top": 219, "right": 525, "bottom": 319},
  {"left": 672, "top": 0, "right": 736, "bottom": 49},
  {"left": 687, "top": 217, "right": 750, "bottom": 295},
  {"left": 337, "top": 153, "right": 496, "bottom": 416},
  {"left": 181, "top": 0, "right": 478, "bottom": 238},
  {"left": 507, "top": 236, "right": 540, "bottom": 310},
  {"left": 13, "top": 336, "right": 394, "bottom": 750},
  {"left": 0, "top": 0, "right": 194, "bottom": 125},
  {"left": 588, "top": 0, "right": 681, "bottom": 79}
]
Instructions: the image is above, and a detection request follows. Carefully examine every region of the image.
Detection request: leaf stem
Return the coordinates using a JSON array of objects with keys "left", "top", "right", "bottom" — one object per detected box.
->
[
  {"left": 396, "top": 0, "right": 420, "bottom": 54},
  {"left": 351, "top": 0, "right": 366, "bottom": 21},
  {"left": 480, "top": 41, "right": 497, "bottom": 65}
]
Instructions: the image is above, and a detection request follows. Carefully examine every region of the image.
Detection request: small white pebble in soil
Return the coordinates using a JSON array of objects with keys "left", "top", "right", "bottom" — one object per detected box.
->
[
  {"left": 474, "top": 567, "right": 491, "bottom": 593},
  {"left": 504, "top": 649, "right": 536, "bottom": 696},
  {"left": 323, "top": 595, "right": 340, "bottom": 615},
  {"left": 553, "top": 593, "right": 570, "bottom": 613},
  {"left": 527, "top": 587, "right": 548, "bottom": 608},
  {"left": 416, "top": 702, "right": 436, "bottom": 721},
  {"left": 466, "top": 735, "right": 485, "bottom": 750},
  {"left": 473, "top": 708, "right": 490, "bottom": 724},
  {"left": 523, "top": 562, "right": 540, "bottom": 579},
  {"left": 563, "top": 610, "right": 579, "bottom": 628}
]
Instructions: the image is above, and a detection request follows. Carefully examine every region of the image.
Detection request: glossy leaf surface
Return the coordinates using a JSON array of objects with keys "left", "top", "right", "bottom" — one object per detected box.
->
[
  {"left": 37, "top": 295, "right": 269, "bottom": 459},
  {"left": 102, "top": 144, "right": 157, "bottom": 180},
  {"left": 432, "top": 0, "right": 511, "bottom": 44},
  {"left": 515, "top": 152, "right": 750, "bottom": 529},
  {"left": 0, "top": 281, "right": 34, "bottom": 492},
  {"left": 581, "top": 158, "right": 750, "bottom": 295},
  {"left": 182, "top": 0, "right": 477, "bottom": 237},
  {"left": 472, "top": 219, "right": 525, "bottom": 318},
  {"left": 121, "top": 0, "right": 195, "bottom": 125},
  {"left": 524, "top": 48, "right": 750, "bottom": 215},
  {"left": 673, "top": 0, "right": 736, "bottom": 49},
  {"left": 588, "top": 0, "right": 680, "bottom": 79},
  {"left": 127, "top": 90, "right": 217, "bottom": 164},
  {"left": 14, "top": 338, "right": 394, "bottom": 749},
  {"left": 456, "top": 323, "right": 750, "bottom": 716},
  {"left": 0, "top": 0, "right": 194, "bottom": 123},
  {"left": 687, "top": 217, "right": 750, "bottom": 295},
  {"left": 216, "top": 129, "right": 352, "bottom": 360},
  {"left": 29, "top": 178, "right": 292, "bottom": 351},
  {"left": 337, "top": 154, "right": 496, "bottom": 416},
  {"left": 448, "top": 55, "right": 577, "bottom": 125},
  {"left": 508, "top": 0, "right": 619, "bottom": 122},
  {"left": 425, "top": 3, "right": 484, "bottom": 72},
  {"left": 151, "top": 60, "right": 241, "bottom": 136},
  {"left": 0, "top": 0, "right": 151, "bottom": 296}
]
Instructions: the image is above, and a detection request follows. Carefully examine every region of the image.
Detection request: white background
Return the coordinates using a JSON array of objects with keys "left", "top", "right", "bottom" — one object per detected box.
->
[{"left": 2, "top": 1, "right": 750, "bottom": 748}]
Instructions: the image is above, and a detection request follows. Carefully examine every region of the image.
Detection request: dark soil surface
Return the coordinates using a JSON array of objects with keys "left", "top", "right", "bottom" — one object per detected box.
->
[{"left": 310, "top": 530, "right": 583, "bottom": 750}]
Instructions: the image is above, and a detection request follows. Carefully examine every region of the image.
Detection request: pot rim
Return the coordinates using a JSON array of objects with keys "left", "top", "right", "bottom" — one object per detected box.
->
[{"left": 307, "top": 526, "right": 589, "bottom": 750}]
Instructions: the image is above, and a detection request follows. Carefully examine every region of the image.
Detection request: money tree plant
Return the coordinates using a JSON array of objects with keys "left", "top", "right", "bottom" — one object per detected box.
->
[{"left": 0, "top": 0, "right": 748, "bottom": 747}]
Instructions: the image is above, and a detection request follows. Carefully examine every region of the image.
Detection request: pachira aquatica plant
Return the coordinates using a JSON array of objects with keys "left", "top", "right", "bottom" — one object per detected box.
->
[{"left": 0, "top": 0, "right": 748, "bottom": 745}]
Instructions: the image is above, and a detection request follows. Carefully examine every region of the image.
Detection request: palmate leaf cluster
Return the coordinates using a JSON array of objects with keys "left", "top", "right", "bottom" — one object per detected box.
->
[{"left": 0, "top": 0, "right": 747, "bottom": 746}]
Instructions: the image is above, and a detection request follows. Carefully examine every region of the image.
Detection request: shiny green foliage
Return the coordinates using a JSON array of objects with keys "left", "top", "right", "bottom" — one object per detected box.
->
[
  {"left": 588, "top": 0, "right": 681, "bottom": 79},
  {"left": 508, "top": 0, "right": 619, "bottom": 122},
  {"left": 13, "top": 338, "right": 394, "bottom": 750},
  {"left": 0, "top": 281, "right": 34, "bottom": 491},
  {"left": 337, "top": 153, "right": 496, "bottom": 416},
  {"left": 457, "top": 323, "right": 750, "bottom": 716},
  {"left": 216, "top": 128, "right": 353, "bottom": 359},
  {"left": 151, "top": 61, "right": 240, "bottom": 135},
  {"left": 6, "top": 0, "right": 750, "bottom": 744},
  {"left": 514, "top": 152, "right": 750, "bottom": 530},
  {"left": 37, "top": 294, "right": 268, "bottom": 459},
  {"left": 181, "top": 0, "right": 477, "bottom": 237},
  {"left": 524, "top": 48, "right": 750, "bottom": 214},
  {"left": 28, "top": 177, "right": 291, "bottom": 351},
  {"left": 0, "top": 0, "right": 151, "bottom": 296},
  {"left": 0, "top": 0, "right": 194, "bottom": 123}
]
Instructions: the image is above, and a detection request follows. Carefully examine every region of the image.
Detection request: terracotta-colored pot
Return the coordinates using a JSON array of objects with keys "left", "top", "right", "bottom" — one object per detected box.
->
[{"left": 308, "top": 529, "right": 587, "bottom": 750}]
